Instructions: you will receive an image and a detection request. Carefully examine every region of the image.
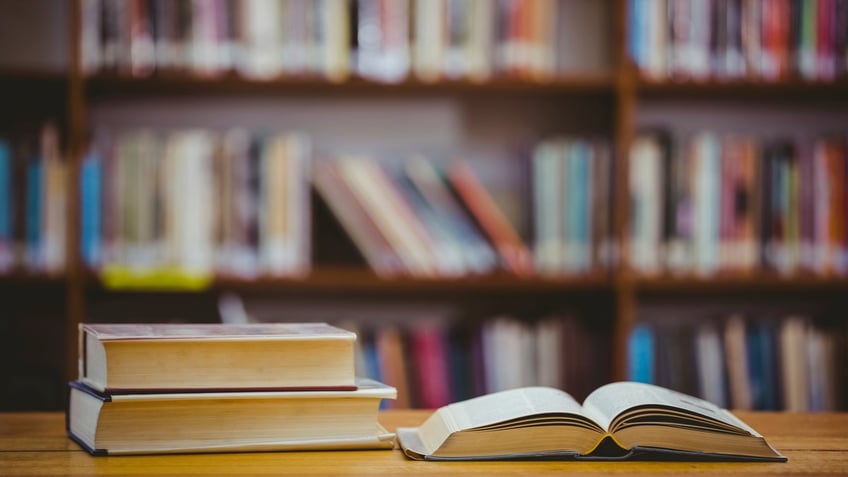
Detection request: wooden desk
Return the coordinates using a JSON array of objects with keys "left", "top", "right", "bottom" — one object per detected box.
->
[{"left": 0, "top": 411, "right": 845, "bottom": 476}]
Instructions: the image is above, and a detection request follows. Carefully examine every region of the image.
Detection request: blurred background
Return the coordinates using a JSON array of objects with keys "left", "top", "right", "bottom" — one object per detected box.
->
[{"left": 0, "top": 0, "right": 846, "bottom": 412}]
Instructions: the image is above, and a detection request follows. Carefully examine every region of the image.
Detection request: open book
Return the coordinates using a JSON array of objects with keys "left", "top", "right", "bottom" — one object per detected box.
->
[{"left": 397, "top": 382, "right": 786, "bottom": 461}]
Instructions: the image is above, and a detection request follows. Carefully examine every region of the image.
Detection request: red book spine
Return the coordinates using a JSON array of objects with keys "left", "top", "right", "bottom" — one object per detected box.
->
[
  {"left": 817, "top": 0, "right": 836, "bottom": 79},
  {"left": 410, "top": 325, "right": 451, "bottom": 409},
  {"left": 448, "top": 161, "right": 533, "bottom": 275}
]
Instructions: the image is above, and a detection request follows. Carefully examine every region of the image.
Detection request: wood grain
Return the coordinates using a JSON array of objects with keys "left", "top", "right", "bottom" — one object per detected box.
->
[{"left": 1, "top": 411, "right": 846, "bottom": 476}]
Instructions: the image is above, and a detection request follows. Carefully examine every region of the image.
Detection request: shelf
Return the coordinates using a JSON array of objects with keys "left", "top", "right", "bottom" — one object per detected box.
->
[
  {"left": 636, "top": 77, "right": 848, "bottom": 102},
  {"left": 631, "top": 273, "right": 848, "bottom": 294},
  {"left": 219, "top": 268, "right": 614, "bottom": 295},
  {"left": 83, "top": 72, "right": 616, "bottom": 99},
  {"left": 0, "top": 271, "right": 67, "bottom": 287},
  {"left": 0, "top": 68, "right": 67, "bottom": 83},
  {"left": 84, "top": 267, "right": 615, "bottom": 295}
]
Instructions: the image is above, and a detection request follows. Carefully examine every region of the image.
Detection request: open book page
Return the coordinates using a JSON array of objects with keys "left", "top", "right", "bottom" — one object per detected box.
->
[
  {"left": 439, "top": 387, "right": 597, "bottom": 432},
  {"left": 408, "top": 387, "right": 602, "bottom": 458},
  {"left": 582, "top": 382, "right": 745, "bottom": 433}
]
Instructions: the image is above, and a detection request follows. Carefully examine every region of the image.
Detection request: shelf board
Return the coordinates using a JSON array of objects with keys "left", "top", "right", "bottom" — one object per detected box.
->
[
  {"left": 0, "top": 68, "right": 68, "bottom": 102},
  {"left": 0, "top": 68, "right": 68, "bottom": 83},
  {"left": 215, "top": 268, "right": 614, "bottom": 295},
  {"left": 636, "top": 77, "right": 848, "bottom": 101},
  {"left": 83, "top": 71, "right": 615, "bottom": 99},
  {"left": 84, "top": 267, "right": 614, "bottom": 294},
  {"left": 0, "top": 271, "right": 67, "bottom": 287},
  {"left": 631, "top": 273, "right": 848, "bottom": 294}
]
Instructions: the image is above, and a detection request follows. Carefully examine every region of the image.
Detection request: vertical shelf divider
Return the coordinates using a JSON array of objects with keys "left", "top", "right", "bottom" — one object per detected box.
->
[
  {"left": 612, "top": 0, "right": 637, "bottom": 381},
  {"left": 65, "top": 0, "right": 86, "bottom": 388}
]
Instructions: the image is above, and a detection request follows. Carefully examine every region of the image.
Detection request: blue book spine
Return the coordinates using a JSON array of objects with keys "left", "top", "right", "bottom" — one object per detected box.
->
[
  {"left": 628, "top": 323, "right": 655, "bottom": 384},
  {"left": 25, "top": 157, "right": 43, "bottom": 269},
  {"left": 629, "top": 0, "right": 643, "bottom": 66},
  {"left": 0, "top": 140, "right": 11, "bottom": 244},
  {"left": 746, "top": 322, "right": 778, "bottom": 410},
  {"left": 80, "top": 152, "right": 103, "bottom": 267}
]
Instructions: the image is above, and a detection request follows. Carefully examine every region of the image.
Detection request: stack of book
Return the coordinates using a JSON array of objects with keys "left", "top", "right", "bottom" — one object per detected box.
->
[{"left": 67, "top": 323, "right": 396, "bottom": 455}]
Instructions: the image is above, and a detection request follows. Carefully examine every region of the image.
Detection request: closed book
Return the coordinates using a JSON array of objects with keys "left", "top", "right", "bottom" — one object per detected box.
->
[
  {"left": 79, "top": 323, "right": 357, "bottom": 393},
  {"left": 67, "top": 378, "right": 396, "bottom": 456}
]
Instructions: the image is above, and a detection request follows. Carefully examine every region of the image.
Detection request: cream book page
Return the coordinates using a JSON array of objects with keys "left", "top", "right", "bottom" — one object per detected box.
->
[
  {"left": 582, "top": 382, "right": 753, "bottom": 434},
  {"left": 439, "top": 387, "right": 597, "bottom": 432}
]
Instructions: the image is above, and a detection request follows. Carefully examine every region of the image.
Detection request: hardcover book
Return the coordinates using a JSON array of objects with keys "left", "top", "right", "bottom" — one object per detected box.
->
[
  {"left": 397, "top": 381, "right": 786, "bottom": 461},
  {"left": 78, "top": 323, "right": 356, "bottom": 392},
  {"left": 68, "top": 378, "right": 396, "bottom": 455}
]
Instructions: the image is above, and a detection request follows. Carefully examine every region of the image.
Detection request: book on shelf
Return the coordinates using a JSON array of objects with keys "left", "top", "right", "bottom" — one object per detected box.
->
[
  {"left": 402, "top": 157, "right": 498, "bottom": 275},
  {"left": 67, "top": 377, "right": 396, "bottom": 456},
  {"left": 312, "top": 160, "right": 406, "bottom": 277},
  {"left": 397, "top": 381, "right": 786, "bottom": 462},
  {"left": 82, "top": 128, "right": 311, "bottom": 285},
  {"left": 351, "top": 314, "right": 611, "bottom": 409},
  {"left": 315, "top": 155, "right": 519, "bottom": 278},
  {"left": 629, "top": 0, "right": 848, "bottom": 81},
  {"left": 448, "top": 160, "right": 533, "bottom": 276},
  {"left": 0, "top": 138, "right": 11, "bottom": 270},
  {"left": 532, "top": 138, "right": 613, "bottom": 275},
  {"left": 0, "top": 123, "right": 68, "bottom": 275},
  {"left": 80, "top": 0, "right": 580, "bottom": 82},
  {"left": 78, "top": 323, "right": 357, "bottom": 393},
  {"left": 408, "top": 323, "right": 452, "bottom": 409},
  {"left": 629, "top": 130, "right": 848, "bottom": 277},
  {"left": 335, "top": 157, "right": 440, "bottom": 277},
  {"left": 628, "top": 313, "right": 845, "bottom": 412}
]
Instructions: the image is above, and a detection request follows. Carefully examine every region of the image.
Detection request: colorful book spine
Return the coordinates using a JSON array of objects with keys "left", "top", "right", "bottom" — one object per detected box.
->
[
  {"left": 628, "top": 323, "right": 655, "bottom": 384},
  {"left": 629, "top": 0, "right": 848, "bottom": 81},
  {"left": 80, "top": 150, "right": 103, "bottom": 268},
  {"left": 0, "top": 139, "right": 11, "bottom": 271},
  {"left": 25, "top": 155, "right": 43, "bottom": 270}
]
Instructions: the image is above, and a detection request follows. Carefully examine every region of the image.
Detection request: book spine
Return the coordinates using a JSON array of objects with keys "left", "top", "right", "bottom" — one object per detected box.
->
[
  {"left": 533, "top": 142, "right": 563, "bottom": 274},
  {"left": 80, "top": 150, "right": 103, "bottom": 268},
  {"left": 0, "top": 139, "right": 11, "bottom": 271},
  {"left": 448, "top": 161, "right": 533, "bottom": 276},
  {"left": 628, "top": 323, "right": 655, "bottom": 384}
]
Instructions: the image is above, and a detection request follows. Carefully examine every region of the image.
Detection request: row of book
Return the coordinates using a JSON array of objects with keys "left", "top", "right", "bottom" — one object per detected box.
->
[
  {"left": 81, "top": 0, "right": 568, "bottom": 82},
  {"left": 68, "top": 322, "right": 396, "bottom": 455},
  {"left": 629, "top": 131, "right": 848, "bottom": 276},
  {"left": 629, "top": 0, "right": 848, "bottom": 81},
  {"left": 628, "top": 315, "right": 847, "bottom": 411},
  {"left": 11, "top": 125, "right": 614, "bottom": 281},
  {"left": 320, "top": 138, "right": 618, "bottom": 278},
  {"left": 532, "top": 138, "right": 614, "bottom": 275},
  {"left": 347, "top": 314, "right": 611, "bottom": 409},
  {"left": 316, "top": 157, "right": 531, "bottom": 277},
  {"left": 0, "top": 124, "right": 67, "bottom": 275},
  {"left": 81, "top": 129, "right": 311, "bottom": 283}
]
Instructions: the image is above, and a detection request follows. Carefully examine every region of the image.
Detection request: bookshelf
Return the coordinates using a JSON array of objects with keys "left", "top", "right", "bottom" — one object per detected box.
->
[{"left": 0, "top": 0, "right": 846, "bottom": 411}]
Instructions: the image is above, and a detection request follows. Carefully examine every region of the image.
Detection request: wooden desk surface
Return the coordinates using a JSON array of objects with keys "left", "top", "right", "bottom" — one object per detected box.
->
[{"left": 0, "top": 411, "right": 845, "bottom": 476}]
